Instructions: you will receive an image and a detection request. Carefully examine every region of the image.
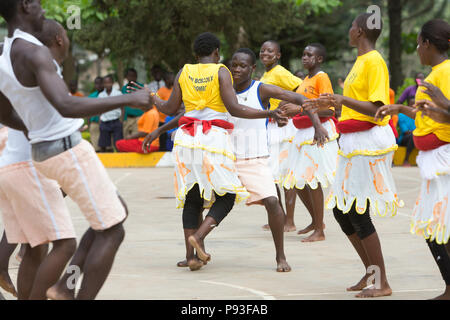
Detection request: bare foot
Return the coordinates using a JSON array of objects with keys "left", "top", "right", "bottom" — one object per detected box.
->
[
  {"left": 276, "top": 259, "right": 291, "bottom": 273},
  {"left": 188, "top": 236, "right": 211, "bottom": 263},
  {"left": 301, "top": 230, "right": 325, "bottom": 242},
  {"left": 262, "top": 224, "right": 270, "bottom": 231},
  {"left": 177, "top": 260, "right": 188, "bottom": 268},
  {"left": 46, "top": 282, "right": 75, "bottom": 300},
  {"left": 347, "top": 274, "right": 372, "bottom": 292},
  {"left": 178, "top": 256, "right": 208, "bottom": 268},
  {"left": 355, "top": 285, "right": 392, "bottom": 298},
  {"left": 0, "top": 271, "right": 17, "bottom": 297},
  {"left": 284, "top": 224, "right": 296, "bottom": 232},
  {"left": 298, "top": 223, "right": 325, "bottom": 235},
  {"left": 188, "top": 258, "right": 205, "bottom": 271}
]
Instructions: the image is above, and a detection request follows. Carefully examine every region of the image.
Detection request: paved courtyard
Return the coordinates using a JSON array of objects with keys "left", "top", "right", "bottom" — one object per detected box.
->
[{"left": 1, "top": 167, "right": 445, "bottom": 300}]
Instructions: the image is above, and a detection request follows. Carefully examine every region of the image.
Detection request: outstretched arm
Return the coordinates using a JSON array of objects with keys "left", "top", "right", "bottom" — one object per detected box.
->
[
  {"left": 260, "top": 83, "right": 308, "bottom": 107},
  {"left": 0, "top": 91, "right": 27, "bottom": 132},
  {"left": 419, "top": 82, "right": 450, "bottom": 112},
  {"left": 218, "top": 68, "right": 281, "bottom": 120},
  {"left": 142, "top": 110, "right": 184, "bottom": 153},
  {"left": 415, "top": 100, "right": 450, "bottom": 124},
  {"left": 374, "top": 104, "right": 416, "bottom": 121},
  {"left": 149, "top": 70, "right": 184, "bottom": 116},
  {"left": 28, "top": 46, "right": 153, "bottom": 118}
]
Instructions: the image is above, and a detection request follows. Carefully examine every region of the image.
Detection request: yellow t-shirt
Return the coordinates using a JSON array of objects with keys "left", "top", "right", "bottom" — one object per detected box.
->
[
  {"left": 340, "top": 50, "right": 390, "bottom": 126},
  {"left": 414, "top": 59, "right": 450, "bottom": 142},
  {"left": 178, "top": 63, "right": 230, "bottom": 113},
  {"left": 260, "top": 65, "right": 302, "bottom": 110}
]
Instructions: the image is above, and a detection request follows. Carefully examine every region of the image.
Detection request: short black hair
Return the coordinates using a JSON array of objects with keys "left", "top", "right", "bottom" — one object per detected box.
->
[
  {"left": 420, "top": 19, "right": 450, "bottom": 53},
  {"left": 355, "top": 13, "right": 383, "bottom": 43},
  {"left": 234, "top": 48, "right": 256, "bottom": 65},
  {"left": 125, "top": 68, "right": 137, "bottom": 76},
  {"left": 38, "top": 19, "right": 64, "bottom": 47},
  {"left": 307, "top": 43, "right": 327, "bottom": 61},
  {"left": 103, "top": 74, "right": 114, "bottom": 82},
  {"left": 264, "top": 40, "right": 281, "bottom": 53},
  {"left": 0, "top": 0, "right": 20, "bottom": 22},
  {"left": 94, "top": 76, "right": 103, "bottom": 83},
  {"left": 193, "top": 32, "right": 221, "bottom": 57}
]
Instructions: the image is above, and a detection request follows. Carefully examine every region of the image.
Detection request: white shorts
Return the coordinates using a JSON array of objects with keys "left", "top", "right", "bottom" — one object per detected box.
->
[{"left": 0, "top": 161, "right": 75, "bottom": 247}]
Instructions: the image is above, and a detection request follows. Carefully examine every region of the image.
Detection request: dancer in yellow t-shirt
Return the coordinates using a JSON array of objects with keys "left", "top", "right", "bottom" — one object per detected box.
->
[
  {"left": 259, "top": 40, "right": 303, "bottom": 233},
  {"left": 376, "top": 19, "right": 450, "bottom": 300}
]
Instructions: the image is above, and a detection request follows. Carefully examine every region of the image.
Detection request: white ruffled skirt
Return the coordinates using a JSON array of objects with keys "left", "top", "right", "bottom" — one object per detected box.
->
[
  {"left": 172, "top": 124, "right": 249, "bottom": 209},
  {"left": 279, "top": 119, "right": 339, "bottom": 190},
  {"left": 411, "top": 144, "right": 450, "bottom": 244},
  {"left": 267, "top": 119, "right": 297, "bottom": 183},
  {"left": 325, "top": 125, "right": 403, "bottom": 216}
]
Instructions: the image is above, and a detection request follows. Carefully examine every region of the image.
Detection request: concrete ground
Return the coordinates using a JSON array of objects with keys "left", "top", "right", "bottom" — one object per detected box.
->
[{"left": 1, "top": 167, "right": 446, "bottom": 300}]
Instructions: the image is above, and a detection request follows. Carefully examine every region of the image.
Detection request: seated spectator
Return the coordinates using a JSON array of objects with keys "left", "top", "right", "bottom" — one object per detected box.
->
[
  {"left": 397, "top": 110, "right": 416, "bottom": 166},
  {"left": 156, "top": 72, "right": 175, "bottom": 151},
  {"left": 116, "top": 106, "right": 160, "bottom": 153},
  {"left": 98, "top": 75, "right": 123, "bottom": 152}
]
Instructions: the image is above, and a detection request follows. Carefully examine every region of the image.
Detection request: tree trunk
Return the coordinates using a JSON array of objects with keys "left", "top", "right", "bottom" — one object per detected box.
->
[
  {"left": 388, "top": 0, "right": 403, "bottom": 92},
  {"left": 117, "top": 59, "right": 124, "bottom": 88}
]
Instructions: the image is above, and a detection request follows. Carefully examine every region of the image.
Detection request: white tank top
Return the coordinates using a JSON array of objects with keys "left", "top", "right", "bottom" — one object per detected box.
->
[
  {"left": 0, "top": 29, "right": 83, "bottom": 144},
  {"left": 228, "top": 80, "right": 269, "bottom": 159},
  {"left": 0, "top": 129, "right": 31, "bottom": 168}
]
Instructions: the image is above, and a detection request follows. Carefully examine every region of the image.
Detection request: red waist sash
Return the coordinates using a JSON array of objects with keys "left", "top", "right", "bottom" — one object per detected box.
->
[
  {"left": 292, "top": 115, "right": 336, "bottom": 129},
  {"left": 336, "top": 119, "right": 398, "bottom": 137},
  {"left": 413, "top": 133, "right": 448, "bottom": 151},
  {"left": 179, "top": 116, "right": 234, "bottom": 137}
]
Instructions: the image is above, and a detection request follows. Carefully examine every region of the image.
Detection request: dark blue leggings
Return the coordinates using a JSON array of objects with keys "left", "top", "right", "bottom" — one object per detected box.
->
[
  {"left": 333, "top": 202, "right": 376, "bottom": 240},
  {"left": 182, "top": 184, "right": 235, "bottom": 229},
  {"left": 427, "top": 239, "right": 450, "bottom": 286}
]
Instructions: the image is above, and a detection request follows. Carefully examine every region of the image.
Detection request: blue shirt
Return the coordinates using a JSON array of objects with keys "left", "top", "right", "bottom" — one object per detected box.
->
[{"left": 397, "top": 113, "right": 416, "bottom": 143}]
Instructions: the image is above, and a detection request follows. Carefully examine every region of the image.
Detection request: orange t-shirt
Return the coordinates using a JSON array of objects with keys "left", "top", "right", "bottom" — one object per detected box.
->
[
  {"left": 389, "top": 88, "right": 395, "bottom": 104},
  {"left": 389, "top": 88, "right": 398, "bottom": 128},
  {"left": 156, "top": 86, "right": 173, "bottom": 123},
  {"left": 71, "top": 92, "right": 84, "bottom": 97},
  {"left": 138, "top": 107, "right": 160, "bottom": 148},
  {"left": 296, "top": 72, "right": 334, "bottom": 99},
  {"left": 294, "top": 72, "right": 334, "bottom": 125}
]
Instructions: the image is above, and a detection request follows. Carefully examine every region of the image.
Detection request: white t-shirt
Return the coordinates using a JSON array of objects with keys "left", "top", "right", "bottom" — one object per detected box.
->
[
  {"left": 98, "top": 88, "right": 122, "bottom": 122},
  {"left": 0, "top": 29, "right": 84, "bottom": 144},
  {"left": 228, "top": 81, "right": 269, "bottom": 159},
  {"left": 148, "top": 80, "right": 166, "bottom": 93}
]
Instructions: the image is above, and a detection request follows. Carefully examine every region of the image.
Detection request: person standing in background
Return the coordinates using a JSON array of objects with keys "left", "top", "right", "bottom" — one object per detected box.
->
[
  {"left": 98, "top": 75, "right": 124, "bottom": 152},
  {"left": 148, "top": 65, "right": 166, "bottom": 93},
  {"left": 88, "top": 76, "right": 104, "bottom": 152},
  {"left": 122, "top": 68, "right": 145, "bottom": 138}
]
